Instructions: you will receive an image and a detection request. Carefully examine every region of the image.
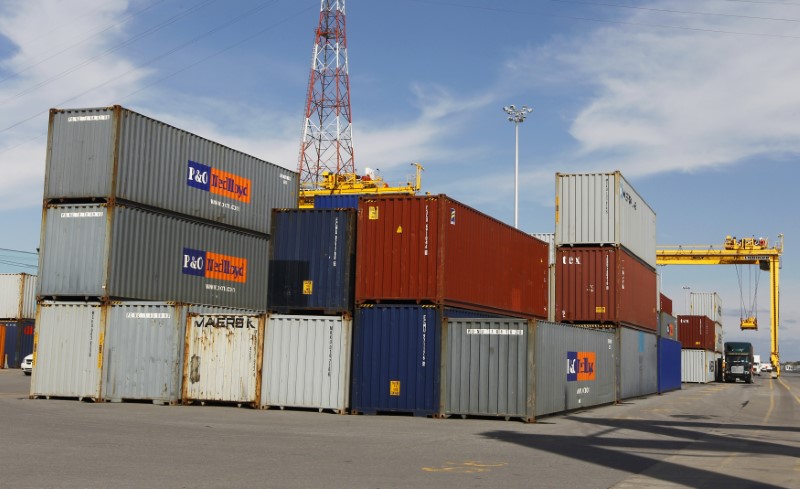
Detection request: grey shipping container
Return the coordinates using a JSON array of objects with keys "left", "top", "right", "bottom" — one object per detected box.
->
[
  {"left": 441, "top": 317, "right": 534, "bottom": 421},
  {"left": 182, "top": 313, "right": 265, "bottom": 405},
  {"left": 618, "top": 326, "right": 657, "bottom": 400},
  {"left": 535, "top": 321, "right": 616, "bottom": 417},
  {"left": 681, "top": 349, "right": 716, "bottom": 383},
  {"left": 0, "top": 273, "right": 37, "bottom": 319},
  {"left": 261, "top": 314, "right": 352, "bottom": 413},
  {"left": 31, "top": 302, "right": 104, "bottom": 400},
  {"left": 689, "top": 292, "right": 722, "bottom": 322},
  {"left": 38, "top": 203, "right": 269, "bottom": 310},
  {"left": 659, "top": 311, "right": 678, "bottom": 340},
  {"left": 555, "top": 171, "right": 657, "bottom": 269},
  {"left": 102, "top": 302, "right": 255, "bottom": 404},
  {"left": 44, "top": 106, "right": 298, "bottom": 234}
]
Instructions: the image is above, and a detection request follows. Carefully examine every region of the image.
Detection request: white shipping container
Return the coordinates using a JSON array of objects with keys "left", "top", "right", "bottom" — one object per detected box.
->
[
  {"left": 0, "top": 273, "right": 37, "bottom": 319},
  {"left": 715, "top": 323, "right": 723, "bottom": 353},
  {"left": 182, "top": 313, "right": 264, "bottom": 405},
  {"left": 690, "top": 292, "right": 723, "bottom": 322},
  {"left": 681, "top": 349, "right": 716, "bottom": 383},
  {"left": 31, "top": 302, "right": 104, "bottom": 400},
  {"left": 261, "top": 314, "right": 352, "bottom": 413},
  {"left": 555, "top": 171, "right": 656, "bottom": 269}
]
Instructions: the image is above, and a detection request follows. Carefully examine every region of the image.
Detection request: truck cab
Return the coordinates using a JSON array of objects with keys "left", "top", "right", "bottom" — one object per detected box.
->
[{"left": 724, "top": 342, "right": 754, "bottom": 384}]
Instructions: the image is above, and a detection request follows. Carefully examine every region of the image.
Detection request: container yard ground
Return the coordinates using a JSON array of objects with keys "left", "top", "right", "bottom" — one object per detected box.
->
[{"left": 2, "top": 370, "right": 799, "bottom": 489}]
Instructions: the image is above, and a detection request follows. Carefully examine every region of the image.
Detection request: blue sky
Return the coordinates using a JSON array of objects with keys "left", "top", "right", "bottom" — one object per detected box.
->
[{"left": 0, "top": 0, "right": 797, "bottom": 360}]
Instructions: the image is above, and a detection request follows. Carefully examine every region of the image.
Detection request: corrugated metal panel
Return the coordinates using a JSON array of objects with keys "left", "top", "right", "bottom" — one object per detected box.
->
[
  {"left": 44, "top": 106, "right": 298, "bottom": 234},
  {"left": 659, "top": 311, "right": 677, "bottom": 340},
  {"left": 677, "top": 315, "right": 715, "bottom": 351},
  {"left": 689, "top": 292, "right": 722, "bottom": 322},
  {"left": 657, "top": 337, "right": 681, "bottom": 393},
  {"left": 313, "top": 194, "right": 360, "bottom": 209},
  {"left": 442, "top": 318, "right": 533, "bottom": 420},
  {"left": 555, "top": 246, "right": 657, "bottom": 330},
  {"left": 619, "top": 327, "right": 657, "bottom": 399},
  {"left": 356, "top": 195, "right": 549, "bottom": 318},
  {"left": 681, "top": 349, "right": 716, "bottom": 383},
  {"left": 0, "top": 274, "right": 37, "bottom": 319},
  {"left": 715, "top": 323, "right": 723, "bottom": 353},
  {"left": 3, "top": 320, "right": 34, "bottom": 368},
  {"left": 38, "top": 203, "right": 269, "bottom": 310},
  {"left": 31, "top": 302, "right": 104, "bottom": 400},
  {"left": 268, "top": 209, "right": 356, "bottom": 313},
  {"left": 0, "top": 325, "right": 5, "bottom": 368},
  {"left": 531, "top": 233, "right": 555, "bottom": 265},
  {"left": 555, "top": 172, "right": 656, "bottom": 268},
  {"left": 534, "top": 321, "right": 616, "bottom": 416},
  {"left": 261, "top": 314, "right": 351, "bottom": 412},
  {"left": 103, "top": 302, "right": 251, "bottom": 403},
  {"left": 182, "top": 313, "right": 264, "bottom": 405}
]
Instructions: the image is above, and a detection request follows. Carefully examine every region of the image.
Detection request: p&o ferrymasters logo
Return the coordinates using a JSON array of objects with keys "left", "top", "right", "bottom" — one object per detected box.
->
[
  {"left": 182, "top": 247, "right": 247, "bottom": 283},
  {"left": 186, "top": 160, "right": 251, "bottom": 203},
  {"left": 567, "top": 351, "right": 596, "bottom": 381}
]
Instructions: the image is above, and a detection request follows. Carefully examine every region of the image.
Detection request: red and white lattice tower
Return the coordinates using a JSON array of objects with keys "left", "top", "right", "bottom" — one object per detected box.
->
[{"left": 298, "top": 0, "right": 355, "bottom": 190}]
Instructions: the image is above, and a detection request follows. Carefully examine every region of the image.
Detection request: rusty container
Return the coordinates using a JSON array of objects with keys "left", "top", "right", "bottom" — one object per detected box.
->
[
  {"left": 659, "top": 293, "right": 673, "bottom": 316},
  {"left": 555, "top": 246, "right": 657, "bottom": 330},
  {"left": 355, "top": 195, "right": 549, "bottom": 319},
  {"left": 677, "top": 315, "right": 716, "bottom": 351}
]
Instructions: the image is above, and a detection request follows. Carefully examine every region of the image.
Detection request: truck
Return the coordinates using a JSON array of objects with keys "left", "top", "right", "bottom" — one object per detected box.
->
[
  {"left": 724, "top": 342, "right": 754, "bottom": 384},
  {"left": 753, "top": 354, "right": 762, "bottom": 375}
]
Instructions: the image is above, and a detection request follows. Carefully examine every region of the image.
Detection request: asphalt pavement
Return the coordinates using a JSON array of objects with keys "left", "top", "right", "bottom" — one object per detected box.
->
[{"left": 1, "top": 369, "right": 798, "bottom": 488}]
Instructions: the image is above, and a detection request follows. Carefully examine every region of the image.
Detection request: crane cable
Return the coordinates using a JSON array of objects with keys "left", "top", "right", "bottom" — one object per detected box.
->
[{"left": 735, "top": 263, "right": 761, "bottom": 321}]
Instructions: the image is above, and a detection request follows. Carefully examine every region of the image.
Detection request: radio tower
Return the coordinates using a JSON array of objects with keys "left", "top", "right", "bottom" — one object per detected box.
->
[{"left": 298, "top": 0, "right": 355, "bottom": 190}]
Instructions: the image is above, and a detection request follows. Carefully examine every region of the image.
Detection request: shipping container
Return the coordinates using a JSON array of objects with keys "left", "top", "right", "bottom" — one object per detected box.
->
[
  {"left": 534, "top": 321, "right": 616, "bottom": 416},
  {"left": 715, "top": 323, "right": 724, "bottom": 353},
  {"left": 44, "top": 106, "right": 298, "bottom": 234},
  {"left": 681, "top": 349, "right": 716, "bottom": 383},
  {"left": 659, "top": 293, "right": 673, "bottom": 316},
  {"left": 38, "top": 203, "right": 269, "bottom": 310},
  {"left": 531, "top": 233, "right": 555, "bottom": 266},
  {"left": 261, "top": 314, "right": 352, "bottom": 413},
  {"left": 659, "top": 311, "right": 678, "bottom": 340},
  {"left": 1, "top": 320, "right": 35, "bottom": 368},
  {"left": 658, "top": 337, "right": 681, "bottom": 393},
  {"left": 351, "top": 305, "right": 499, "bottom": 416},
  {"left": 268, "top": 209, "right": 356, "bottom": 314},
  {"left": 31, "top": 302, "right": 104, "bottom": 400},
  {"left": 0, "top": 273, "right": 37, "bottom": 319},
  {"left": 356, "top": 195, "right": 549, "bottom": 318},
  {"left": 313, "top": 194, "right": 360, "bottom": 209},
  {"left": 101, "top": 302, "right": 251, "bottom": 404},
  {"left": 182, "top": 313, "right": 264, "bottom": 405},
  {"left": 555, "top": 172, "right": 657, "bottom": 268},
  {"left": 555, "top": 246, "right": 658, "bottom": 330},
  {"left": 677, "top": 315, "right": 716, "bottom": 351},
  {"left": 619, "top": 327, "right": 657, "bottom": 400},
  {"left": 531, "top": 234, "right": 556, "bottom": 322},
  {"left": 689, "top": 292, "right": 722, "bottom": 322},
  {"left": 441, "top": 317, "right": 534, "bottom": 421}
]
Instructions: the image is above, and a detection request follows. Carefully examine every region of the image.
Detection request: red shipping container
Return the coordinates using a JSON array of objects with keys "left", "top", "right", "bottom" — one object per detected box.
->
[
  {"left": 555, "top": 246, "right": 657, "bottom": 331},
  {"left": 677, "top": 315, "right": 716, "bottom": 351},
  {"left": 660, "top": 293, "right": 673, "bottom": 316},
  {"left": 355, "top": 195, "right": 549, "bottom": 318}
]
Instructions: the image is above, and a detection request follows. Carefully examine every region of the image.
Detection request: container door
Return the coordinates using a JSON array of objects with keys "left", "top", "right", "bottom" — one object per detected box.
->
[
  {"left": 183, "top": 314, "right": 264, "bottom": 404},
  {"left": 0, "top": 324, "right": 6, "bottom": 368}
]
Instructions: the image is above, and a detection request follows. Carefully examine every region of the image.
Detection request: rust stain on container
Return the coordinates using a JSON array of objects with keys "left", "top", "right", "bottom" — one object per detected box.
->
[
  {"left": 355, "top": 195, "right": 548, "bottom": 319},
  {"left": 555, "top": 246, "right": 657, "bottom": 330}
]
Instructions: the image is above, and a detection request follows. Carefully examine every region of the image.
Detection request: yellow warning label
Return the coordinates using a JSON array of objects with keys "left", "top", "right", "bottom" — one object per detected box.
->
[
  {"left": 396, "top": 226, "right": 403, "bottom": 234},
  {"left": 390, "top": 380, "right": 401, "bottom": 396},
  {"left": 595, "top": 306, "right": 607, "bottom": 313},
  {"left": 369, "top": 206, "right": 379, "bottom": 220},
  {"left": 303, "top": 280, "right": 313, "bottom": 295}
]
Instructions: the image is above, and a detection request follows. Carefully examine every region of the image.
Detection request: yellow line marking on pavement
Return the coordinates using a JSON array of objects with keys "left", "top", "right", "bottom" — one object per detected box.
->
[
  {"left": 422, "top": 461, "right": 508, "bottom": 474},
  {"left": 762, "top": 378, "right": 775, "bottom": 425},
  {"left": 778, "top": 378, "right": 800, "bottom": 405}
]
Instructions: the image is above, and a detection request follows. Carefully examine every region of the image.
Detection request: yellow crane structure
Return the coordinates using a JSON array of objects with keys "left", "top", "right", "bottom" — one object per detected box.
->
[
  {"left": 298, "top": 163, "right": 424, "bottom": 208},
  {"left": 656, "top": 234, "right": 783, "bottom": 377}
]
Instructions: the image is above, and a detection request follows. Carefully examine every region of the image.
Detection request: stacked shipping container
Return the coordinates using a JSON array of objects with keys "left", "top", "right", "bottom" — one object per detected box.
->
[
  {"left": 677, "top": 314, "right": 720, "bottom": 383},
  {"left": 32, "top": 105, "right": 298, "bottom": 402},
  {"left": 0, "top": 274, "right": 37, "bottom": 369},
  {"left": 554, "top": 172, "right": 659, "bottom": 401}
]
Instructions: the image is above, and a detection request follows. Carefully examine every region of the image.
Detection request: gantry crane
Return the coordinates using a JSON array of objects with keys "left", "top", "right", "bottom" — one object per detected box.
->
[{"left": 656, "top": 235, "right": 783, "bottom": 378}]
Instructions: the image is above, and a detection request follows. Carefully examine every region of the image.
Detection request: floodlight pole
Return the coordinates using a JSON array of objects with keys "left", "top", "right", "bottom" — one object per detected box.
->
[{"left": 502, "top": 104, "right": 532, "bottom": 229}]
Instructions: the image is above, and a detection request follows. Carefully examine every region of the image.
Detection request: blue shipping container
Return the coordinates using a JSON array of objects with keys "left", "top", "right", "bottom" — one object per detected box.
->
[
  {"left": 268, "top": 209, "right": 356, "bottom": 313},
  {"left": 313, "top": 194, "right": 360, "bottom": 209},
  {"left": 658, "top": 337, "right": 682, "bottom": 393},
  {"left": 351, "top": 304, "right": 497, "bottom": 415},
  {"left": 2, "top": 320, "right": 34, "bottom": 368}
]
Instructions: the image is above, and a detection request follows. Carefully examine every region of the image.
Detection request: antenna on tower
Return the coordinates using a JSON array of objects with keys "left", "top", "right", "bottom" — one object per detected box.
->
[{"left": 298, "top": 0, "right": 354, "bottom": 191}]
